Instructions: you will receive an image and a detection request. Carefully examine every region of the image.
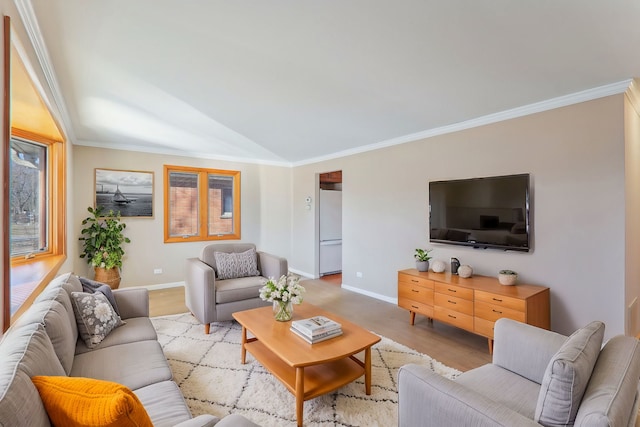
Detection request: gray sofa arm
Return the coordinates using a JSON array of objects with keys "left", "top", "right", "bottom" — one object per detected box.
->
[
  {"left": 214, "top": 414, "right": 261, "bottom": 426},
  {"left": 173, "top": 414, "right": 220, "bottom": 427},
  {"left": 398, "top": 364, "right": 542, "bottom": 427},
  {"left": 112, "top": 288, "right": 149, "bottom": 319},
  {"left": 185, "top": 257, "right": 217, "bottom": 324},
  {"left": 257, "top": 251, "right": 288, "bottom": 279},
  {"left": 492, "top": 318, "right": 567, "bottom": 384}
]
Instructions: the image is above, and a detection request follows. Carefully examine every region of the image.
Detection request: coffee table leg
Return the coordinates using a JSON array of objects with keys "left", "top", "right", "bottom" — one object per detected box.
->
[
  {"left": 240, "top": 326, "right": 247, "bottom": 364},
  {"left": 365, "top": 346, "right": 372, "bottom": 395},
  {"left": 295, "top": 367, "right": 304, "bottom": 427}
]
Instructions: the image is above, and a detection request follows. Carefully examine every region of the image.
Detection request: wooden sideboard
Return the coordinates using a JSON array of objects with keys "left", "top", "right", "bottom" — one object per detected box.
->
[{"left": 398, "top": 269, "right": 550, "bottom": 353}]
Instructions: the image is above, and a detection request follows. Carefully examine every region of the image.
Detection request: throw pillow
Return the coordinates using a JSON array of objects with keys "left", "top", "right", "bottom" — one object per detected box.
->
[
  {"left": 534, "top": 320, "right": 605, "bottom": 427},
  {"left": 31, "top": 376, "right": 153, "bottom": 427},
  {"left": 80, "top": 277, "right": 121, "bottom": 315},
  {"left": 214, "top": 248, "right": 260, "bottom": 280},
  {"left": 70, "top": 291, "right": 125, "bottom": 349}
]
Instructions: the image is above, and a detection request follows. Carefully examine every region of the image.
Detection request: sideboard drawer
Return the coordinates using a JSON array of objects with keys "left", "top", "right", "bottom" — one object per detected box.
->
[
  {"left": 475, "top": 290, "right": 525, "bottom": 311},
  {"left": 434, "top": 282, "right": 473, "bottom": 300},
  {"left": 399, "top": 282, "right": 434, "bottom": 305},
  {"left": 434, "top": 306, "right": 474, "bottom": 331},
  {"left": 399, "top": 298, "right": 434, "bottom": 318},
  {"left": 398, "top": 273, "right": 434, "bottom": 290},
  {"left": 434, "top": 292, "right": 473, "bottom": 316},
  {"left": 475, "top": 301, "right": 526, "bottom": 323},
  {"left": 474, "top": 317, "right": 496, "bottom": 339}
]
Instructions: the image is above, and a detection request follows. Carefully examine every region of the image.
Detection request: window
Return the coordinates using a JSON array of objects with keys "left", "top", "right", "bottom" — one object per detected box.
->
[
  {"left": 164, "top": 165, "right": 240, "bottom": 242},
  {"left": 10, "top": 138, "right": 48, "bottom": 257}
]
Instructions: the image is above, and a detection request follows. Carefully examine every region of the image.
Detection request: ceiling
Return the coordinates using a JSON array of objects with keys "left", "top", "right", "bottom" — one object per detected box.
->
[{"left": 21, "top": 1, "right": 640, "bottom": 165}]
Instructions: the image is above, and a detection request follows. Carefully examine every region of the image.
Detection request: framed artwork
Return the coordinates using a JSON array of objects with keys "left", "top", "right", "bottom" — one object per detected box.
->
[{"left": 94, "top": 168, "right": 154, "bottom": 218}]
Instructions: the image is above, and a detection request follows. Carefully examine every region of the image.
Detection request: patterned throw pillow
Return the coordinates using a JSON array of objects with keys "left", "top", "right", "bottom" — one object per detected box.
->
[
  {"left": 79, "top": 277, "right": 121, "bottom": 315},
  {"left": 214, "top": 248, "right": 260, "bottom": 280},
  {"left": 70, "top": 292, "right": 125, "bottom": 349}
]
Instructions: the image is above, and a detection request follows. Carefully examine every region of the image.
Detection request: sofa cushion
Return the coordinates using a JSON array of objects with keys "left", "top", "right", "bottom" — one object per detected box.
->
[
  {"left": 12, "top": 299, "right": 76, "bottom": 374},
  {"left": 75, "top": 317, "right": 158, "bottom": 355},
  {"left": 214, "top": 248, "right": 260, "bottom": 280},
  {"left": 215, "top": 276, "right": 265, "bottom": 303},
  {"left": 535, "top": 320, "right": 605, "bottom": 427},
  {"left": 133, "top": 381, "right": 194, "bottom": 427},
  {"left": 574, "top": 335, "right": 640, "bottom": 426},
  {"left": 0, "top": 323, "right": 65, "bottom": 427},
  {"left": 32, "top": 376, "right": 153, "bottom": 427},
  {"left": 35, "top": 283, "right": 79, "bottom": 342},
  {"left": 80, "top": 276, "right": 121, "bottom": 315},
  {"left": 71, "top": 291, "right": 125, "bottom": 349},
  {"left": 70, "top": 340, "right": 173, "bottom": 390}
]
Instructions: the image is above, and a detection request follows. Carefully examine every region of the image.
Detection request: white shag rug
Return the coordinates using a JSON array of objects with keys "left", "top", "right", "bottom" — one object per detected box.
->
[{"left": 151, "top": 313, "right": 461, "bottom": 427}]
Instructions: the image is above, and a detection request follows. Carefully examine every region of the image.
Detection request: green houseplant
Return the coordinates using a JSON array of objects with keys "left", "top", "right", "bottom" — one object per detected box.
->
[
  {"left": 414, "top": 248, "right": 432, "bottom": 272},
  {"left": 79, "top": 206, "right": 131, "bottom": 289}
]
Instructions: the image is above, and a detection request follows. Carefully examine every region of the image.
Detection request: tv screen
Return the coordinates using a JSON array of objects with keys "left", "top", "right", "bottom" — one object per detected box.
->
[{"left": 429, "top": 174, "right": 530, "bottom": 252}]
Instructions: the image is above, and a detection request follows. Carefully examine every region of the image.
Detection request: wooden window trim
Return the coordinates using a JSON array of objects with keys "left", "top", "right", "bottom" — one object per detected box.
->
[{"left": 164, "top": 165, "right": 241, "bottom": 243}]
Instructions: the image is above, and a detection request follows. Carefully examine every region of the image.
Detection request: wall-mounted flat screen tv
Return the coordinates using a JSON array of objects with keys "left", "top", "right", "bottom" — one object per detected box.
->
[{"left": 429, "top": 173, "right": 530, "bottom": 252}]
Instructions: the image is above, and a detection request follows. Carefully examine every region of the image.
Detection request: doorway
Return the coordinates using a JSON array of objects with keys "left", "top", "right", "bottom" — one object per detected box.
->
[{"left": 319, "top": 171, "right": 342, "bottom": 284}]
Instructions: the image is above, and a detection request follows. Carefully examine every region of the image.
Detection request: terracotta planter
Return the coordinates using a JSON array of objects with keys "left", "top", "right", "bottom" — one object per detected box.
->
[{"left": 94, "top": 267, "right": 121, "bottom": 290}]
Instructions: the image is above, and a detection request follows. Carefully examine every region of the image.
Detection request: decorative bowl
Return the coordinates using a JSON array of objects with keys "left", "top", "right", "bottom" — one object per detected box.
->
[{"left": 498, "top": 271, "right": 518, "bottom": 285}]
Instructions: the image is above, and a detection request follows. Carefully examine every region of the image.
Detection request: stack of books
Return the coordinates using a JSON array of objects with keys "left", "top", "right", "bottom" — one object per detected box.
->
[{"left": 290, "top": 315, "right": 342, "bottom": 344}]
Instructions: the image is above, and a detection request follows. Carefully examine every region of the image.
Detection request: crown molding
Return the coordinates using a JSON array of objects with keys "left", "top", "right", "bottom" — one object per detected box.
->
[
  {"left": 626, "top": 78, "right": 640, "bottom": 116},
  {"left": 13, "top": 0, "right": 75, "bottom": 142},
  {"left": 294, "top": 80, "right": 632, "bottom": 167},
  {"left": 75, "top": 139, "right": 293, "bottom": 167}
]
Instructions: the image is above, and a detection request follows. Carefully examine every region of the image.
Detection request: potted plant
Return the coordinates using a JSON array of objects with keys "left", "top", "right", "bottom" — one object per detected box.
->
[
  {"left": 498, "top": 269, "right": 518, "bottom": 286},
  {"left": 414, "top": 248, "right": 433, "bottom": 272},
  {"left": 79, "top": 206, "right": 131, "bottom": 289}
]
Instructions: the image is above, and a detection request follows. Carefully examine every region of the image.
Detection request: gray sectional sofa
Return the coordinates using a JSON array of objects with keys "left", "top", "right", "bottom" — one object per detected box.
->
[
  {"left": 399, "top": 318, "right": 640, "bottom": 427},
  {"left": 0, "top": 272, "right": 259, "bottom": 427}
]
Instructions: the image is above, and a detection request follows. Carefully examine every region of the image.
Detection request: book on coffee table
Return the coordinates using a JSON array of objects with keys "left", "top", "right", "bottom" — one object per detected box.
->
[
  {"left": 291, "top": 316, "right": 342, "bottom": 337},
  {"left": 290, "top": 326, "right": 343, "bottom": 344}
]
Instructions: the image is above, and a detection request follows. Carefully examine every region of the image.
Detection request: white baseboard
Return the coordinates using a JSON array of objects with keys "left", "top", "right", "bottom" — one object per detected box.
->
[
  {"left": 288, "top": 268, "right": 316, "bottom": 279},
  {"left": 341, "top": 284, "right": 397, "bottom": 305},
  {"left": 126, "top": 281, "right": 185, "bottom": 291}
]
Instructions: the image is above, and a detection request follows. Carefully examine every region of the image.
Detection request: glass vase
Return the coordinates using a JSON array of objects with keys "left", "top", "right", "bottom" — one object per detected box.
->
[{"left": 273, "top": 300, "right": 293, "bottom": 321}]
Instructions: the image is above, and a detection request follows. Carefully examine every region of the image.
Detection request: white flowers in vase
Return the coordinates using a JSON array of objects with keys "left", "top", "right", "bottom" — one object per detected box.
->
[{"left": 259, "top": 274, "right": 305, "bottom": 304}]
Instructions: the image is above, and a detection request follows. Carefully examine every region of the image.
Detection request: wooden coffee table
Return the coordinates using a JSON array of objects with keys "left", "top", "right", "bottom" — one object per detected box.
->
[{"left": 233, "top": 303, "right": 381, "bottom": 427}]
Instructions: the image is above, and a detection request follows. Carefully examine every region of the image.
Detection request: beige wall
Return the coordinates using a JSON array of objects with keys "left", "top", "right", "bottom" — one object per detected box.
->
[
  {"left": 293, "top": 95, "right": 626, "bottom": 338},
  {"left": 72, "top": 146, "right": 292, "bottom": 286},
  {"left": 625, "top": 79, "right": 640, "bottom": 337}
]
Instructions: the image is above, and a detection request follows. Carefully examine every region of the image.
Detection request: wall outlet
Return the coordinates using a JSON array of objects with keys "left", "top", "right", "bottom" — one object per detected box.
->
[
  {"left": 356, "top": 272, "right": 363, "bottom": 278},
  {"left": 153, "top": 268, "right": 163, "bottom": 275}
]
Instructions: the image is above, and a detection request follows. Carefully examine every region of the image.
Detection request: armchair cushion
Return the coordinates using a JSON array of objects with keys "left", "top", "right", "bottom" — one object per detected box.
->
[
  {"left": 535, "top": 320, "right": 605, "bottom": 427},
  {"left": 213, "top": 248, "right": 260, "bottom": 280}
]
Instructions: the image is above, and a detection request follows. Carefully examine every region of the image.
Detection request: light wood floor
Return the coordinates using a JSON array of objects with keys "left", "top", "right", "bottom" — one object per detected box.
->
[{"left": 149, "top": 278, "right": 492, "bottom": 372}]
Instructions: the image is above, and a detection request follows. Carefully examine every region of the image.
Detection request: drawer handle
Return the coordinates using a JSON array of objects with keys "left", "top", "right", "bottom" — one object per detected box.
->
[
  {"left": 411, "top": 279, "right": 419, "bottom": 283},
  {"left": 447, "top": 300, "right": 456, "bottom": 304},
  {"left": 448, "top": 314, "right": 457, "bottom": 319},
  {"left": 447, "top": 288, "right": 457, "bottom": 293},
  {"left": 411, "top": 305, "right": 419, "bottom": 309},
  {"left": 492, "top": 298, "right": 503, "bottom": 302},
  {"left": 492, "top": 309, "right": 503, "bottom": 314},
  {"left": 411, "top": 289, "right": 419, "bottom": 293}
]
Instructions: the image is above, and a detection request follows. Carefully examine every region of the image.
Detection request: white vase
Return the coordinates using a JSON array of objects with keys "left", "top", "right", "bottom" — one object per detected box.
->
[
  {"left": 431, "top": 260, "right": 446, "bottom": 273},
  {"left": 458, "top": 265, "right": 473, "bottom": 278}
]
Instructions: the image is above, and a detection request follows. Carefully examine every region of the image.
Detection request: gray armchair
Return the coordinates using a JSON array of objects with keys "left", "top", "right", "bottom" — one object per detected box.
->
[
  {"left": 399, "top": 318, "right": 640, "bottom": 427},
  {"left": 185, "top": 243, "right": 288, "bottom": 333}
]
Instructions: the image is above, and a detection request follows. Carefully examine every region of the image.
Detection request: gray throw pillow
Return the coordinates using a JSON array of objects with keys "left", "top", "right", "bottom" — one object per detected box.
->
[
  {"left": 535, "top": 320, "right": 605, "bottom": 427},
  {"left": 79, "top": 277, "right": 120, "bottom": 315},
  {"left": 70, "top": 291, "right": 125, "bottom": 349},
  {"left": 214, "top": 248, "right": 260, "bottom": 280}
]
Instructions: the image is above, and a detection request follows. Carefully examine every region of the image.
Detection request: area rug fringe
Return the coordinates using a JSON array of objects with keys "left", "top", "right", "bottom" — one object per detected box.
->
[{"left": 152, "top": 313, "right": 461, "bottom": 427}]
